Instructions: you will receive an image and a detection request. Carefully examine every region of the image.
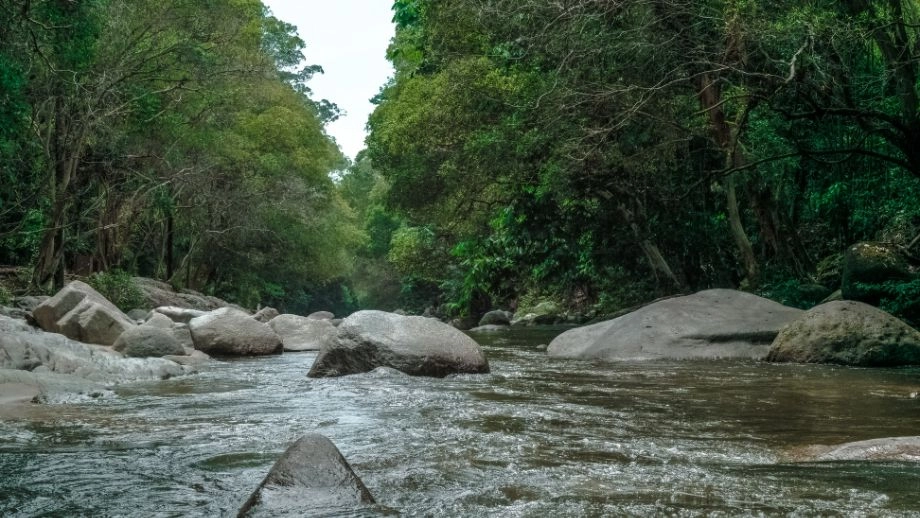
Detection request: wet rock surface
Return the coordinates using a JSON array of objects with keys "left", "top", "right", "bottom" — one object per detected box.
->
[
  {"left": 308, "top": 310, "right": 490, "bottom": 377},
  {"left": 767, "top": 300, "right": 920, "bottom": 366},
  {"left": 189, "top": 308, "right": 282, "bottom": 356},
  {"left": 548, "top": 289, "right": 803, "bottom": 361},
  {"left": 238, "top": 434, "right": 375, "bottom": 517},
  {"left": 268, "top": 314, "right": 336, "bottom": 352}
]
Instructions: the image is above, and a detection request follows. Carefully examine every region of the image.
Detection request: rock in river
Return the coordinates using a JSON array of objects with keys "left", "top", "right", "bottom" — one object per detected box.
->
[
  {"left": 547, "top": 289, "right": 803, "bottom": 361},
  {"left": 766, "top": 300, "right": 920, "bottom": 366},
  {"left": 32, "top": 280, "right": 136, "bottom": 346},
  {"left": 238, "top": 434, "right": 375, "bottom": 517},
  {"left": 308, "top": 310, "right": 490, "bottom": 378},
  {"left": 189, "top": 308, "right": 282, "bottom": 356},
  {"left": 1, "top": 314, "right": 190, "bottom": 381},
  {"left": 113, "top": 325, "right": 187, "bottom": 358},
  {"left": 793, "top": 436, "right": 920, "bottom": 462},
  {"left": 268, "top": 314, "right": 335, "bottom": 352}
]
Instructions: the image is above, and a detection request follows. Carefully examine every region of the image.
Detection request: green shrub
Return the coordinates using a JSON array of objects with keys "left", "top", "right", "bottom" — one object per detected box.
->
[
  {"left": 0, "top": 284, "right": 12, "bottom": 306},
  {"left": 87, "top": 270, "right": 145, "bottom": 311}
]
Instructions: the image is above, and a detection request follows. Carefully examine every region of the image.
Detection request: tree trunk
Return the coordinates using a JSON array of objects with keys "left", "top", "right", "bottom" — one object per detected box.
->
[
  {"left": 617, "top": 201, "right": 684, "bottom": 290},
  {"left": 697, "top": 72, "right": 761, "bottom": 288}
]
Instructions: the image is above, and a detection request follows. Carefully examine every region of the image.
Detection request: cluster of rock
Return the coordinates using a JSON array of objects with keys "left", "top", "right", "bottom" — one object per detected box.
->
[{"left": 546, "top": 288, "right": 920, "bottom": 367}]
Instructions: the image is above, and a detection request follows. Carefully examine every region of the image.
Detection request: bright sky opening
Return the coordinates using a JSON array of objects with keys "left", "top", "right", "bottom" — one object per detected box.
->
[{"left": 263, "top": 0, "right": 396, "bottom": 162}]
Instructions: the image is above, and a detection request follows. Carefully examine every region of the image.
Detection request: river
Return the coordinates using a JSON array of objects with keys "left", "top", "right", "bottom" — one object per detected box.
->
[{"left": 2, "top": 327, "right": 920, "bottom": 516}]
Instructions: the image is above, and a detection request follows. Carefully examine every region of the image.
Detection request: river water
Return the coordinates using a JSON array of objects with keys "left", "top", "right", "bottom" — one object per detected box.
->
[{"left": 2, "top": 327, "right": 920, "bottom": 516}]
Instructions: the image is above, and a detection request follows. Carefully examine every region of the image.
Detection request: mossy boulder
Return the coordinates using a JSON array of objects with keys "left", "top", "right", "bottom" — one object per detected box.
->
[
  {"left": 841, "top": 242, "right": 913, "bottom": 304},
  {"left": 766, "top": 301, "right": 920, "bottom": 367}
]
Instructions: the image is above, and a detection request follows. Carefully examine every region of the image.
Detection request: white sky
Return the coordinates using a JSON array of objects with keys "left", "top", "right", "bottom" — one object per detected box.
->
[{"left": 263, "top": 0, "right": 395, "bottom": 162}]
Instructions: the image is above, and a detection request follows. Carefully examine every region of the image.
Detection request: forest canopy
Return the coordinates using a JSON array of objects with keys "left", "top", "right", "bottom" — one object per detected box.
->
[
  {"left": 4, "top": 0, "right": 920, "bottom": 321},
  {"left": 0, "top": 0, "right": 359, "bottom": 312},
  {"left": 344, "top": 0, "right": 920, "bottom": 320}
]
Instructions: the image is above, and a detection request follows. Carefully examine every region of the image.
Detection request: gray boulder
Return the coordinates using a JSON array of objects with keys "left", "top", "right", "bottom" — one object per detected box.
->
[
  {"left": 238, "top": 434, "right": 375, "bottom": 517},
  {"left": 268, "top": 314, "right": 336, "bottom": 352},
  {"left": 153, "top": 306, "right": 207, "bottom": 324},
  {"left": 0, "top": 315, "right": 190, "bottom": 383},
  {"left": 133, "top": 277, "right": 231, "bottom": 311},
  {"left": 478, "top": 310, "right": 512, "bottom": 327},
  {"left": 308, "top": 310, "right": 490, "bottom": 378},
  {"left": 548, "top": 289, "right": 803, "bottom": 361},
  {"left": 113, "top": 326, "right": 186, "bottom": 358},
  {"left": 144, "top": 311, "right": 175, "bottom": 329},
  {"left": 766, "top": 301, "right": 920, "bottom": 366},
  {"left": 189, "top": 308, "right": 282, "bottom": 356},
  {"left": 253, "top": 307, "right": 279, "bottom": 323},
  {"left": 32, "top": 281, "right": 136, "bottom": 346},
  {"left": 307, "top": 311, "right": 335, "bottom": 320}
]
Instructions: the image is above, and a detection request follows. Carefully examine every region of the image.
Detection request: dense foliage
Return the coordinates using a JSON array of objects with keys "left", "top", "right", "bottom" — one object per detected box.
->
[
  {"left": 0, "top": 0, "right": 359, "bottom": 312},
  {"left": 345, "top": 0, "right": 920, "bottom": 317}
]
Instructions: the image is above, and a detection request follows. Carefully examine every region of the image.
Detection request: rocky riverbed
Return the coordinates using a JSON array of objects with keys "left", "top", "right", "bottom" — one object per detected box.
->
[{"left": 2, "top": 327, "right": 920, "bottom": 516}]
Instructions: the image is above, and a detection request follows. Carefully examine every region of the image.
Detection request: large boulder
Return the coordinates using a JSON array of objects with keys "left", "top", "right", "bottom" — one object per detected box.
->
[
  {"left": 268, "top": 314, "right": 336, "bottom": 352},
  {"left": 113, "top": 326, "right": 186, "bottom": 358},
  {"left": 0, "top": 314, "right": 190, "bottom": 383},
  {"left": 32, "top": 281, "right": 136, "bottom": 346},
  {"left": 478, "top": 310, "right": 512, "bottom": 327},
  {"left": 238, "top": 434, "right": 375, "bottom": 517},
  {"left": 841, "top": 242, "right": 914, "bottom": 303},
  {"left": 766, "top": 301, "right": 920, "bottom": 366},
  {"left": 133, "top": 277, "right": 230, "bottom": 311},
  {"left": 548, "top": 289, "right": 803, "bottom": 361},
  {"left": 189, "top": 308, "right": 282, "bottom": 356},
  {"left": 307, "top": 311, "right": 334, "bottom": 321},
  {"left": 308, "top": 310, "right": 490, "bottom": 378}
]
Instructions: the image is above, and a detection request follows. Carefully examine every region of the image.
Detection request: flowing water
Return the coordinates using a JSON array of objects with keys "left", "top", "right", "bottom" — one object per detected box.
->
[{"left": 2, "top": 327, "right": 920, "bottom": 517}]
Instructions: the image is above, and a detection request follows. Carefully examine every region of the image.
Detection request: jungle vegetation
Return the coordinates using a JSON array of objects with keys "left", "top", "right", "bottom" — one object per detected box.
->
[{"left": 3, "top": 0, "right": 920, "bottom": 319}]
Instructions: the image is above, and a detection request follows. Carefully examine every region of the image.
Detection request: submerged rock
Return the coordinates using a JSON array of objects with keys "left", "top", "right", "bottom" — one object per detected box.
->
[
  {"left": 238, "top": 434, "right": 375, "bottom": 517},
  {"left": 308, "top": 310, "right": 490, "bottom": 378},
  {"left": 795, "top": 436, "right": 920, "bottom": 462},
  {"left": 189, "top": 308, "right": 282, "bottom": 356},
  {"left": 547, "top": 289, "right": 803, "bottom": 361},
  {"left": 268, "top": 314, "right": 335, "bottom": 352},
  {"left": 32, "top": 281, "right": 135, "bottom": 346},
  {"left": 766, "top": 301, "right": 920, "bottom": 366}
]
